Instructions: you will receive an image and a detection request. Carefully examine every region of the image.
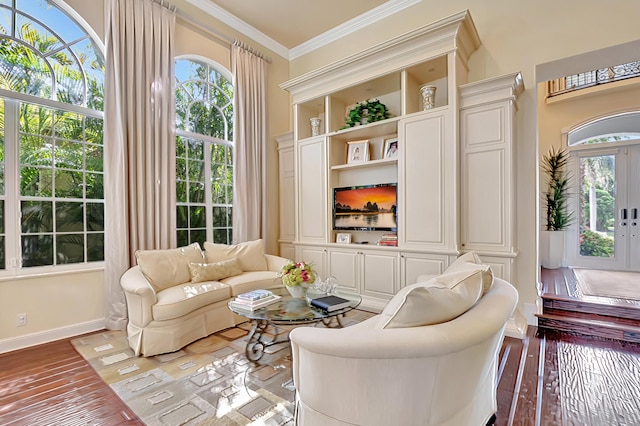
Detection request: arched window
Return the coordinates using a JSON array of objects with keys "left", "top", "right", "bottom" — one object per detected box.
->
[
  {"left": 0, "top": 0, "right": 104, "bottom": 273},
  {"left": 175, "top": 57, "right": 233, "bottom": 246}
]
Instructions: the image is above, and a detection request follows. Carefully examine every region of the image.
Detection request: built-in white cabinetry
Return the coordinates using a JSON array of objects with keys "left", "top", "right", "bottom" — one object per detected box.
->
[
  {"left": 280, "top": 11, "right": 523, "bottom": 317},
  {"left": 400, "top": 251, "right": 448, "bottom": 285},
  {"left": 398, "top": 109, "right": 455, "bottom": 252},
  {"left": 459, "top": 73, "right": 523, "bottom": 282},
  {"left": 276, "top": 132, "right": 295, "bottom": 260},
  {"left": 296, "top": 136, "right": 327, "bottom": 243}
]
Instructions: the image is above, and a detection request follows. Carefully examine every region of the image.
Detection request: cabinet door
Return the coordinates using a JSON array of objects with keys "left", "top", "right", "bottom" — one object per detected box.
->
[
  {"left": 295, "top": 245, "right": 327, "bottom": 280},
  {"left": 297, "top": 137, "right": 327, "bottom": 242},
  {"left": 398, "top": 110, "right": 455, "bottom": 251},
  {"left": 460, "top": 101, "right": 515, "bottom": 253},
  {"left": 400, "top": 252, "right": 448, "bottom": 287},
  {"left": 360, "top": 251, "right": 398, "bottom": 299},
  {"left": 328, "top": 249, "right": 359, "bottom": 291}
]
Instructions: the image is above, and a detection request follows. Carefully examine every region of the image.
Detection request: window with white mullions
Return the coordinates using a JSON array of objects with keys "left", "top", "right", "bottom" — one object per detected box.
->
[
  {"left": 0, "top": 0, "right": 104, "bottom": 274},
  {"left": 175, "top": 57, "right": 233, "bottom": 247}
]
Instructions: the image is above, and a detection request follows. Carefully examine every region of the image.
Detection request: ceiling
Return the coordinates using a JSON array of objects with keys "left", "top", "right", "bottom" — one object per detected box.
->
[
  {"left": 186, "top": 0, "right": 421, "bottom": 59},
  {"left": 207, "top": 0, "right": 388, "bottom": 49}
]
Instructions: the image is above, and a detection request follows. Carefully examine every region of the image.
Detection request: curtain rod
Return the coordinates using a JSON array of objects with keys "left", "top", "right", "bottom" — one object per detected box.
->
[{"left": 174, "top": 7, "right": 272, "bottom": 64}]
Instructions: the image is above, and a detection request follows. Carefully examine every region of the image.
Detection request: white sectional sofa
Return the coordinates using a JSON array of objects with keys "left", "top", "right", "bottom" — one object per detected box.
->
[{"left": 120, "top": 239, "right": 289, "bottom": 356}]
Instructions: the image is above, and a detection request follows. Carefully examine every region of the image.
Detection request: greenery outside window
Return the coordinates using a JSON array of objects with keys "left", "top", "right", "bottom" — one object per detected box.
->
[
  {"left": 0, "top": 0, "right": 104, "bottom": 273},
  {"left": 175, "top": 57, "right": 233, "bottom": 247}
]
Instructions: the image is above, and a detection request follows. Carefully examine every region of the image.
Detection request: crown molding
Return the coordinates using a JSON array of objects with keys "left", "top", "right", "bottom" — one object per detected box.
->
[
  {"left": 185, "top": 0, "right": 290, "bottom": 59},
  {"left": 186, "top": 0, "right": 423, "bottom": 61},
  {"left": 289, "top": 0, "right": 422, "bottom": 60}
]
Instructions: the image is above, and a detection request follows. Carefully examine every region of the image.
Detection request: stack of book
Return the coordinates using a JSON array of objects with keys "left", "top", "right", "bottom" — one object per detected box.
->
[
  {"left": 229, "top": 289, "right": 281, "bottom": 311},
  {"left": 379, "top": 233, "right": 398, "bottom": 246}
]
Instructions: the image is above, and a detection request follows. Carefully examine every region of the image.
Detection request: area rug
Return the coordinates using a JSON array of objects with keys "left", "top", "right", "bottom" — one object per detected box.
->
[
  {"left": 71, "top": 310, "right": 373, "bottom": 426},
  {"left": 573, "top": 268, "right": 640, "bottom": 301}
]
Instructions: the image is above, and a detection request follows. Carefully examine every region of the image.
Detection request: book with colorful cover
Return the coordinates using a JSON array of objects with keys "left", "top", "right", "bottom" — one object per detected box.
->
[{"left": 236, "top": 289, "right": 273, "bottom": 302}]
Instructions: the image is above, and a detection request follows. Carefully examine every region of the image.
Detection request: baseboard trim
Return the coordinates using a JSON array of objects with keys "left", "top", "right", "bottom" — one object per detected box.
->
[
  {"left": 0, "top": 319, "right": 105, "bottom": 354},
  {"left": 505, "top": 311, "right": 528, "bottom": 339}
]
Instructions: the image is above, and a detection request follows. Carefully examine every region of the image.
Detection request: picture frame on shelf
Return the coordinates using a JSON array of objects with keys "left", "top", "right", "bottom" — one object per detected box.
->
[
  {"left": 346, "top": 140, "right": 369, "bottom": 164},
  {"left": 336, "top": 233, "right": 351, "bottom": 244},
  {"left": 383, "top": 137, "right": 398, "bottom": 159}
]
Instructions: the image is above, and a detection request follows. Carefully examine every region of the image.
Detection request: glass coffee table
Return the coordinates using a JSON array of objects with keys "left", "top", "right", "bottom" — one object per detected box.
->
[{"left": 228, "top": 286, "right": 361, "bottom": 362}]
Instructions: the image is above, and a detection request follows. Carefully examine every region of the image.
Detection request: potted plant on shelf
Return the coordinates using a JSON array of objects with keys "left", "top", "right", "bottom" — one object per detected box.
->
[
  {"left": 540, "top": 146, "right": 574, "bottom": 269},
  {"left": 279, "top": 260, "right": 317, "bottom": 298},
  {"left": 342, "top": 99, "right": 391, "bottom": 129}
]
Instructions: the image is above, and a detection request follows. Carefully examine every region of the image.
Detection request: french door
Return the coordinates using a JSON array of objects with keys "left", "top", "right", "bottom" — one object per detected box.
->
[{"left": 567, "top": 144, "right": 640, "bottom": 271}]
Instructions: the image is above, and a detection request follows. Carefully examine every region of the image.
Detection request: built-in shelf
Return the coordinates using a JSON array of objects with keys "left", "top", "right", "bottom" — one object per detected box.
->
[{"left": 331, "top": 157, "right": 397, "bottom": 171}]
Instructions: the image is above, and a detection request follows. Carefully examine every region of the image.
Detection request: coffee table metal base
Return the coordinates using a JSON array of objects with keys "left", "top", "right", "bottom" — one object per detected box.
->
[{"left": 245, "top": 315, "right": 346, "bottom": 362}]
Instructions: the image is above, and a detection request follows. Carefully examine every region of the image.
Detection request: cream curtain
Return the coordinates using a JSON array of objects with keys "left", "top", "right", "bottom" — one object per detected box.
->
[
  {"left": 231, "top": 42, "right": 268, "bottom": 243},
  {"left": 103, "top": 0, "right": 176, "bottom": 329}
]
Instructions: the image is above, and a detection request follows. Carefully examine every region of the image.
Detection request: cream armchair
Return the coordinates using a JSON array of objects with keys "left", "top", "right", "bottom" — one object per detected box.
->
[{"left": 289, "top": 277, "right": 518, "bottom": 426}]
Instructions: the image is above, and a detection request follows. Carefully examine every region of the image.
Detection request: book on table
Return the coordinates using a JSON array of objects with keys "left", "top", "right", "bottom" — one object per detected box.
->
[
  {"left": 310, "top": 295, "right": 352, "bottom": 312},
  {"left": 230, "top": 293, "right": 281, "bottom": 311},
  {"left": 236, "top": 289, "right": 273, "bottom": 301}
]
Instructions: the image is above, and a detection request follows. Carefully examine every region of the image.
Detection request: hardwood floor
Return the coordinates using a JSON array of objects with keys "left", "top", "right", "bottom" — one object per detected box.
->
[
  {"left": 2, "top": 326, "right": 640, "bottom": 425},
  {"left": 538, "top": 267, "right": 640, "bottom": 342},
  {"left": 0, "top": 336, "right": 143, "bottom": 426}
]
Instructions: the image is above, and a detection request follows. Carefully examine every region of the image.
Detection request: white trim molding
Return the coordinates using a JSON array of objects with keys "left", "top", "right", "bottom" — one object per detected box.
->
[
  {"left": 186, "top": 0, "right": 422, "bottom": 60},
  {"left": 0, "top": 319, "right": 105, "bottom": 354},
  {"left": 289, "top": 0, "right": 422, "bottom": 60}
]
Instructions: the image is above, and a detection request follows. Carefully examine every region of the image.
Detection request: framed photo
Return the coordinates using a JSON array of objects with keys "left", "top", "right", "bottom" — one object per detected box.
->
[
  {"left": 336, "top": 232, "right": 351, "bottom": 244},
  {"left": 346, "top": 140, "right": 369, "bottom": 164},
  {"left": 383, "top": 137, "right": 398, "bottom": 159}
]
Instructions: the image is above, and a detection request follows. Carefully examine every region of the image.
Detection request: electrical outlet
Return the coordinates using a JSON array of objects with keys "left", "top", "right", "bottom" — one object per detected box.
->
[{"left": 17, "top": 313, "right": 27, "bottom": 327}]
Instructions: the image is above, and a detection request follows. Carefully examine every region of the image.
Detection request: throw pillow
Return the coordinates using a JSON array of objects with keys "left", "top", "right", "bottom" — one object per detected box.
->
[
  {"left": 445, "top": 251, "right": 494, "bottom": 295},
  {"left": 380, "top": 268, "right": 484, "bottom": 329},
  {"left": 203, "top": 239, "right": 267, "bottom": 271},
  {"left": 135, "top": 242, "right": 204, "bottom": 292},
  {"left": 188, "top": 258, "right": 243, "bottom": 283}
]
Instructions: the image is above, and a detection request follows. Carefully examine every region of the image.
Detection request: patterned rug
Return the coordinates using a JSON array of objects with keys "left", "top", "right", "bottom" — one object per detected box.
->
[
  {"left": 574, "top": 268, "right": 640, "bottom": 301},
  {"left": 71, "top": 310, "right": 373, "bottom": 426}
]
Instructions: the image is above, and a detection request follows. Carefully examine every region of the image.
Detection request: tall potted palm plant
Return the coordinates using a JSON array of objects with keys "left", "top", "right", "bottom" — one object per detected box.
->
[{"left": 540, "top": 146, "right": 574, "bottom": 268}]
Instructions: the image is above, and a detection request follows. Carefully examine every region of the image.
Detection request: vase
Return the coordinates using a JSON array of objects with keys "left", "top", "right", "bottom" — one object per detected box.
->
[
  {"left": 310, "top": 117, "right": 322, "bottom": 136},
  {"left": 420, "top": 85, "right": 436, "bottom": 110},
  {"left": 286, "top": 285, "right": 308, "bottom": 299},
  {"left": 540, "top": 230, "right": 565, "bottom": 269}
]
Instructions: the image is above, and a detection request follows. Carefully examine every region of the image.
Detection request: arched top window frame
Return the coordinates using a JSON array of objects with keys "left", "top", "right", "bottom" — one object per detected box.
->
[
  {"left": 565, "top": 110, "right": 640, "bottom": 149},
  {"left": 0, "top": 0, "right": 105, "bottom": 110},
  {"left": 174, "top": 55, "right": 234, "bottom": 144}
]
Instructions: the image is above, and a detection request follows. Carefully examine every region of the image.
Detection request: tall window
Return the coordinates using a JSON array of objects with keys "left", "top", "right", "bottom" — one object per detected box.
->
[
  {"left": 0, "top": 0, "right": 104, "bottom": 273},
  {"left": 175, "top": 58, "right": 234, "bottom": 247}
]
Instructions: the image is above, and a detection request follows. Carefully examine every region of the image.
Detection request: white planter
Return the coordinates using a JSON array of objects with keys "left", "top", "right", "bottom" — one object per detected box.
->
[{"left": 540, "top": 230, "right": 565, "bottom": 269}]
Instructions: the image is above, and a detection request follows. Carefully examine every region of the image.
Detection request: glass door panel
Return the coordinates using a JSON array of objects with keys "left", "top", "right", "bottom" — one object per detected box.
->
[{"left": 578, "top": 154, "right": 616, "bottom": 259}]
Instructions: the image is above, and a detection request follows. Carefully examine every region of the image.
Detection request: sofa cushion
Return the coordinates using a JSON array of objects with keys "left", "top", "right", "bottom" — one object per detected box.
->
[
  {"left": 220, "top": 271, "right": 282, "bottom": 296},
  {"left": 445, "top": 251, "right": 494, "bottom": 295},
  {"left": 152, "top": 281, "right": 231, "bottom": 321},
  {"left": 135, "top": 243, "right": 204, "bottom": 292},
  {"left": 188, "top": 258, "right": 243, "bottom": 283},
  {"left": 379, "top": 268, "right": 484, "bottom": 329},
  {"left": 203, "top": 239, "right": 267, "bottom": 271}
]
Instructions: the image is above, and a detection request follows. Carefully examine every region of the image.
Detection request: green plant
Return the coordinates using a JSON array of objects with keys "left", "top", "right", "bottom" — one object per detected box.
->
[
  {"left": 542, "top": 146, "right": 574, "bottom": 231},
  {"left": 342, "top": 99, "right": 391, "bottom": 129},
  {"left": 580, "top": 229, "right": 614, "bottom": 257}
]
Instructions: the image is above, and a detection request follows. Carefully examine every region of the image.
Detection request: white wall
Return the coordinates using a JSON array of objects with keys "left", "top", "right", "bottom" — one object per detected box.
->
[{"left": 288, "top": 0, "right": 640, "bottom": 322}]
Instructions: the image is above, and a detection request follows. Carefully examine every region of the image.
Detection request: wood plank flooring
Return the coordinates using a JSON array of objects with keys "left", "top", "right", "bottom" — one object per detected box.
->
[
  {"left": 0, "top": 337, "right": 142, "bottom": 426},
  {"left": 2, "top": 326, "right": 640, "bottom": 425}
]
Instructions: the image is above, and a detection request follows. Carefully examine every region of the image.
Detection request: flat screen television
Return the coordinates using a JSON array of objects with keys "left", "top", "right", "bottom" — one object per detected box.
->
[{"left": 333, "top": 183, "right": 397, "bottom": 231}]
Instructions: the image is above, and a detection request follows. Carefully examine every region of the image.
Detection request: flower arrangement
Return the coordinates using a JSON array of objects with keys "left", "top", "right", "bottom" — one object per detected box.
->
[
  {"left": 342, "top": 99, "right": 391, "bottom": 129},
  {"left": 279, "top": 260, "right": 316, "bottom": 287}
]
